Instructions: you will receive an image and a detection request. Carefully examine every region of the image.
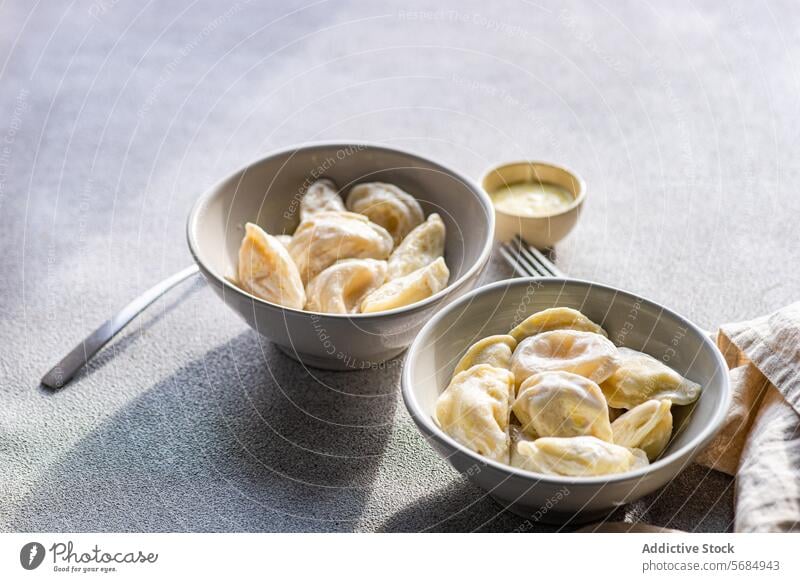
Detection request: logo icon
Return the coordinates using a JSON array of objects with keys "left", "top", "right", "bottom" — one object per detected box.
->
[{"left": 20, "top": 542, "right": 45, "bottom": 570}]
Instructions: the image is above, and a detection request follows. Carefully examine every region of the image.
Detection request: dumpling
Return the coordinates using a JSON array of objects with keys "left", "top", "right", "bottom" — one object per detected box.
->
[
  {"left": 509, "top": 424, "right": 537, "bottom": 468},
  {"left": 612, "top": 399, "right": 673, "bottom": 461},
  {"left": 600, "top": 347, "right": 702, "bottom": 408},
  {"left": 513, "top": 436, "right": 649, "bottom": 477},
  {"left": 275, "top": 234, "right": 292, "bottom": 247},
  {"left": 299, "top": 178, "right": 345, "bottom": 221},
  {"left": 509, "top": 307, "right": 607, "bottom": 342},
  {"left": 346, "top": 182, "right": 424, "bottom": 245},
  {"left": 512, "top": 371, "right": 613, "bottom": 441},
  {"left": 360, "top": 257, "right": 449, "bottom": 313},
  {"left": 434, "top": 364, "right": 515, "bottom": 463},
  {"left": 237, "top": 223, "right": 306, "bottom": 309},
  {"left": 453, "top": 335, "right": 517, "bottom": 376},
  {"left": 305, "top": 259, "right": 387, "bottom": 314},
  {"left": 511, "top": 330, "right": 621, "bottom": 387},
  {"left": 387, "top": 213, "right": 445, "bottom": 279},
  {"left": 288, "top": 211, "right": 393, "bottom": 284}
]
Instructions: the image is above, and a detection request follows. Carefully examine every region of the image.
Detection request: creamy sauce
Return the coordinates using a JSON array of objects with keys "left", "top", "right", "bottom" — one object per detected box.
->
[{"left": 490, "top": 182, "right": 573, "bottom": 217}]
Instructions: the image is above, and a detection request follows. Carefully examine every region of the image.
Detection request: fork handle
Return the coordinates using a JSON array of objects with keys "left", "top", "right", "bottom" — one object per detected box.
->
[{"left": 40, "top": 264, "right": 200, "bottom": 389}]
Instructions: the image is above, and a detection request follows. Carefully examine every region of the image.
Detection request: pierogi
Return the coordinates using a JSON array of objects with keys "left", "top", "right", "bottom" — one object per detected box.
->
[
  {"left": 509, "top": 424, "right": 536, "bottom": 468},
  {"left": 299, "top": 178, "right": 345, "bottom": 221},
  {"left": 513, "top": 436, "right": 649, "bottom": 477},
  {"left": 305, "top": 258, "right": 387, "bottom": 314},
  {"left": 611, "top": 399, "right": 673, "bottom": 461},
  {"left": 360, "top": 257, "right": 449, "bottom": 313},
  {"left": 287, "top": 211, "right": 393, "bottom": 285},
  {"left": 434, "top": 364, "right": 515, "bottom": 463},
  {"left": 512, "top": 371, "right": 613, "bottom": 441},
  {"left": 453, "top": 335, "right": 517, "bottom": 376},
  {"left": 236, "top": 178, "right": 449, "bottom": 315},
  {"left": 511, "top": 329, "right": 621, "bottom": 387},
  {"left": 346, "top": 182, "right": 425, "bottom": 245},
  {"left": 387, "top": 213, "right": 446, "bottom": 279},
  {"left": 600, "top": 347, "right": 702, "bottom": 409},
  {"left": 433, "top": 307, "right": 703, "bottom": 477},
  {"left": 237, "top": 223, "right": 306, "bottom": 310},
  {"left": 509, "top": 307, "right": 607, "bottom": 342}
]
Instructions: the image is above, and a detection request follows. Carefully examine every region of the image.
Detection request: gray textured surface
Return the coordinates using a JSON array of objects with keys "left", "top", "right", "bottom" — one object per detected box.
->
[{"left": 1, "top": 0, "right": 797, "bottom": 532}]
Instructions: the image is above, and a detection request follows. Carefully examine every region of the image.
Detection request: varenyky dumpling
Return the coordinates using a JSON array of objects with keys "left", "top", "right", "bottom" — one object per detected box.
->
[
  {"left": 509, "top": 424, "right": 536, "bottom": 468},
  {"left": 360, "top": 257, "right": 449, "bottom": 313},
  {"left": 600, "top": 347, "right": 702, "bottom": 408},
  {"left": 288, "top": 211, "right": 393, "bottom": 284},
  {"left": 434, "top": 364, "right": 515, "bottom": 463},
  {"left": 513, "top": 436, "right": 649, "bottom": 477},
  {"left": 237, "top": 223, "right": 306, "bottom": 309},
  {"left": 346, "top": 182, "right": 424, "bottom": 245},
  {"left": 512, "top": 371, "right": 613, "bottom": 441},
  {"left": 511, "top": 329, "right": 621, "bottom": 388},
  {"left": 509, "top": 307, "right": 607, "bottom": 342},
  {"left": 300, "top": 178, "right": 345, "bottom": 221},
  {"left": 453, "top": 335, "right": 517, "bottom": 376},
  {"left": 305, "top": 258, "right": 387, "bottom": 314},
  {"left": 612, "top": 399, "right": 673, "bottom": 461},
  {"left": 387, "top": 213, "right": 445, "bottom": 279}
]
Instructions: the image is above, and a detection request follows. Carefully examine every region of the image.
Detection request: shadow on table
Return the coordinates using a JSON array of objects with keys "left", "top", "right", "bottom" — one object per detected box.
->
[
  {"left": 377, "top": 479, "right": 562, "bottom": 533},
  {"left": 378, "top": 460, "right": 733, "bottom": 532},
  {"left": 17, "top": 325, "right": 734, "bottom": 533},
  {"left": 17, "top": 332, "right": 399, "bottom": 532}
]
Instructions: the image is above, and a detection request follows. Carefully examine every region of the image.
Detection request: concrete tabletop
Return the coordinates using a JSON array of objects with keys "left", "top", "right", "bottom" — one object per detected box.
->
[{"left": 2, "top": 0, "right": 797, "bottom": 532}]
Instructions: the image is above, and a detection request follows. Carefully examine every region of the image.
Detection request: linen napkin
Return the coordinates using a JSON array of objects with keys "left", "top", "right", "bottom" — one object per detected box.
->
[
  {"left": 591, "top": 302, "right": 800, "bottom": 533},
  {"left": 694, "top": 302, "right": 800, "bottom": 532}
]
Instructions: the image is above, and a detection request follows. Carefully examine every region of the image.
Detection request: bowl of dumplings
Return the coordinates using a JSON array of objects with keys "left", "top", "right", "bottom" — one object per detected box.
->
[
  {"left": 186, "top": 143, "right": 495, "bottom": 370},
  {"left": 402, "top": 278, "right": 731, "bottom": 522}
]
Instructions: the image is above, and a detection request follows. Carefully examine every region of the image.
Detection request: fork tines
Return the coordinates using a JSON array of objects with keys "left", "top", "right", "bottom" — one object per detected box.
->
[{"left": 499, "top": 235, "right": 565, "bottom": 278}]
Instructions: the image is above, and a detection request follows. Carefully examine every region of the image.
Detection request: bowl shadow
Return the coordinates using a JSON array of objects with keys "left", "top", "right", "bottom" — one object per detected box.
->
[{"left": 17, "top": 332, "right": 399, "bottom": 532}]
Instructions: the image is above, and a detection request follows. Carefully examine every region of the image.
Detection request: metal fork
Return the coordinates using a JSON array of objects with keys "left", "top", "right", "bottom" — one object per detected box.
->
[
  {"left": 41, "top": 265, "right": 200, "bottom": 389},
  {"left": 498, "top": 234, "right": 565, "bottom": 278}
]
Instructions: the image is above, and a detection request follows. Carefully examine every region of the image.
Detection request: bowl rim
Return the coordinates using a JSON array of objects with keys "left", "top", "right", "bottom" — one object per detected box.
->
[
  {"left": 401, "top": 276, "right": 732, "bottom": 485},
  {"left": 479, "top": 159, "right": 587, "bottom": 219},
  {"left": 185, "top": 141, "right": 496, "bottom": 319}
]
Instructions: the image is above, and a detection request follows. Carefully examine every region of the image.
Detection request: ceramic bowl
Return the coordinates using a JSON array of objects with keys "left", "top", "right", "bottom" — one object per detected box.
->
[
  {"left": 186, "top": 142, "right": 495, "bottom": 370},
  {"left": 402, "top": 278, "right": 731, "bottom": 523},
  {"left": 481, "top": 161, "right": 585, "bottom": 248}
]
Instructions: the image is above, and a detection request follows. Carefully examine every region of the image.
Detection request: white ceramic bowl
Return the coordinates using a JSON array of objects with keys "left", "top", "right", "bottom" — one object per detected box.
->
[
  {"left": 402, "top": 278, "right": 731, "bottom": 523},
  {"left": 187, "top": 143, "right": 495, "bottom": 370}
]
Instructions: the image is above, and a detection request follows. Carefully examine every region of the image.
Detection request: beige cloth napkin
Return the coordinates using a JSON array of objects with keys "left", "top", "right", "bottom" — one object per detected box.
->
[
  {"left": 695, "top": 302, "right": 800, "bottom": 532},
  {"left": 596, "top": 303, "right": 800, "bottom": 533}
]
